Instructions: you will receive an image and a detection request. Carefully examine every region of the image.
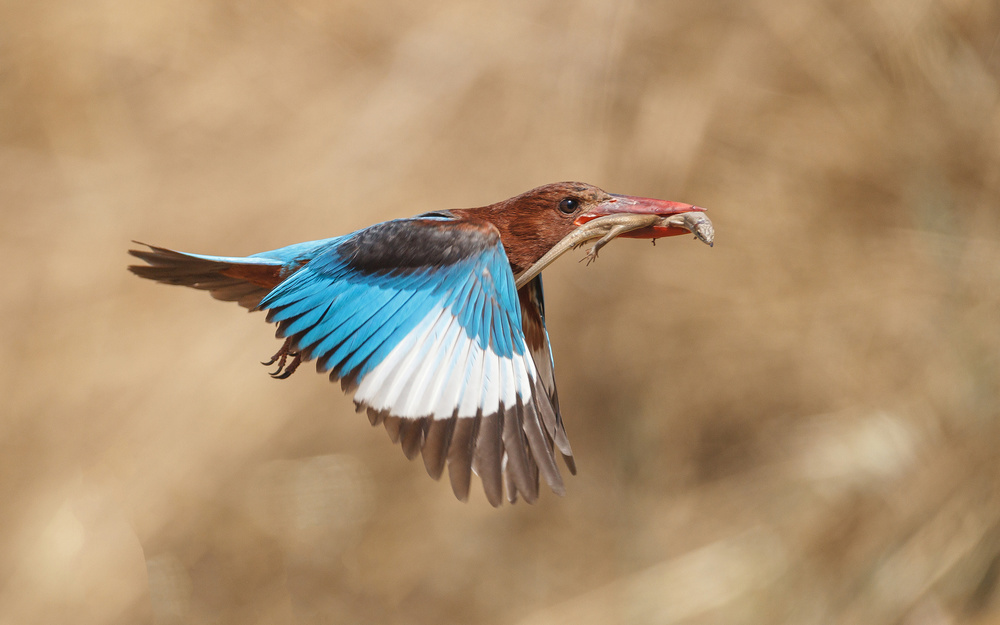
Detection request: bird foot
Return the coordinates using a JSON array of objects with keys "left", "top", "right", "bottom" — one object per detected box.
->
[{"left": 262, "top": 338, "right": 302, "bottom": 379}]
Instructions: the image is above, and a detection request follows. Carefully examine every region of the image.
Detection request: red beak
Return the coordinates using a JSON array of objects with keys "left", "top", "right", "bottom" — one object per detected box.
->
[{"left": 575, "top": 194, "right": 707, "bottom": 240}]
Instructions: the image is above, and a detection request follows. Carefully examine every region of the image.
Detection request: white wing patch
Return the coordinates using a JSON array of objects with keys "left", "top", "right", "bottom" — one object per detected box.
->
[{"left": 354, "top": 305, "right": 537, "bottom": 420}]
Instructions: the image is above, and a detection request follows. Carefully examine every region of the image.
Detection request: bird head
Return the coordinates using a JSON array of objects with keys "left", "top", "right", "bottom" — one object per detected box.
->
[{"left": 468, "top": 182, "right": 706, "bottom": 275}]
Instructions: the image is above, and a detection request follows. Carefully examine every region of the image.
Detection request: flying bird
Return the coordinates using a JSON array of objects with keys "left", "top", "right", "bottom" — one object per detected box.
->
[{"left": 129, "top": 182, "right": 713, "bottom": 506}]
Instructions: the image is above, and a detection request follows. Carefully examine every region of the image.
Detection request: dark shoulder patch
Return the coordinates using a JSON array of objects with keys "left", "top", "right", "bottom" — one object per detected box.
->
[{"left": 337, "top": 218, "right": 499, "bottom": 275}]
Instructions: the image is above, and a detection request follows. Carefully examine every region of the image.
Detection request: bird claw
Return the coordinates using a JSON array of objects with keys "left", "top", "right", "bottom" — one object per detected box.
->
[{"left": 263, "top": 338, "right": 302, "bottom": 379}]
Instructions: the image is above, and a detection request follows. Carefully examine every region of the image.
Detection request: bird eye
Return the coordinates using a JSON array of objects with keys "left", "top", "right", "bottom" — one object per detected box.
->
[{"left": 558, "top": 198, "right": 579, "bottom": 214}]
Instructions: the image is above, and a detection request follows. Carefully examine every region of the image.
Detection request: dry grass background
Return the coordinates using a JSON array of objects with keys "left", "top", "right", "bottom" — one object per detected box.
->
[{"left": 2, "top": 1, "right": 999, "bottom": 623}]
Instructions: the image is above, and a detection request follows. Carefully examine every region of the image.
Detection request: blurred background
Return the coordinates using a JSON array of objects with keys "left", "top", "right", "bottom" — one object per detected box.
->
[{"left": 2, "top": 0, "right": 999, "bottom": 623}]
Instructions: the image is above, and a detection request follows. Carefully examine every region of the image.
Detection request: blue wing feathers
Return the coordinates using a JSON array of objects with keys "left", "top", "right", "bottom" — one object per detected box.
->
[
  {"left": 264, "top": 283, "right": 327, "bottom": 321},
  {"left": 467, "top": 278, "right": 488, "bottom": 350},
  {"left": 480, "top": 288, "right": 495, "bottom": 357},
  {"left": 130, "top": 215, "right": 572, "bottom": 504},
  {"left": 255, "top": 218, "right": 532, "bottom": 410},
  {"left": 334, "top": 288, "right": 428, "bottom": 375},
  {"left": 308, "top": 289, "right": 388, "bottom": 366},
  {"left": 336, "top": 269, "right": 455, "bottom": 378},
  {"left": 444, "top": 268, "right": 477, "bottom": 329},
  {"left": 256, "top": 217, "right": 565, "bottom": 499},
  {"left": 491, "top": 296, "right": 513, "bottom": 358},
  {"left": 332, "top": 290, "right": 425, "bottom": 376},
  {"left": 346, "top": 289, "right": 437, "bottom": 377},
  {"left": 296, "top": 285, "right": 365, "bottom": 348},
  {"left": 279, "top": 297, "right": 336, "bottom": 338},
  {"left": 298, "top": 299, "right": 351, "bottom": 352},
  {"left": 249, "top": 236, "right": 347, "bottom": 264},
  {"left": 456, "top": 277, "right": 478, "bottom": 337}
]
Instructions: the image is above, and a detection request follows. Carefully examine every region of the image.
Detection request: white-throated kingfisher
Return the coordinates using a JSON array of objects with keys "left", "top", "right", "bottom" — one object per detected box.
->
[{"left": 129, "top": 182, "right": 711, "bottom": 506}]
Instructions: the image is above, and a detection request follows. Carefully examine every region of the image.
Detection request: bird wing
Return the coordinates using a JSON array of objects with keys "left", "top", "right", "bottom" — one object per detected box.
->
[
  {"left": 256, "top": 216, "right": 571, "bottom": 505},
  {"left": 518, "top": 276, "right": 575, "bottom": 474},
  {"left": 128, "top": 238, "right": 345, "bottom": 309}
]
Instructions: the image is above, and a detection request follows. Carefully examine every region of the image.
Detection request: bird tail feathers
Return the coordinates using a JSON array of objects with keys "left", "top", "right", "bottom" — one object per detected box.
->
[{"left": 128, "top": 242, "right": 288, "bottom": 309}]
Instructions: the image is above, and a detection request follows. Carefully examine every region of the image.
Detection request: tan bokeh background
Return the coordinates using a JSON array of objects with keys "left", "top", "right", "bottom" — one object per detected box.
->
[{"left": 3, "top": 1, "right": 1000, "bottom": 623}]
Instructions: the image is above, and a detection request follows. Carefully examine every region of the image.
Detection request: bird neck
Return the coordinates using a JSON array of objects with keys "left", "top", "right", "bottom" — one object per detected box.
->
[{"left": 456, "top": 201, "right": 557, "bottom": 277}]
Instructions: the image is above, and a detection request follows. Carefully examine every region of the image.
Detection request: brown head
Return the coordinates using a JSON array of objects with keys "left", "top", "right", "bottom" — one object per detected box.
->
[{"left": 458, "top": 182, "right": 704, "bottom": 275}]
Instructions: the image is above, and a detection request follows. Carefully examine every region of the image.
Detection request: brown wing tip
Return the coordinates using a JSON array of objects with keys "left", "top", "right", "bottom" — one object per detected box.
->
[
  {"left": 421, "top": 417, "right": 456, "bottom": 480},
  {"left": 562, "top": 453, "right": 577, "bottom": 476},
  {"left": 354, "top": 400, "right": 572, "bottom": 505}
]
